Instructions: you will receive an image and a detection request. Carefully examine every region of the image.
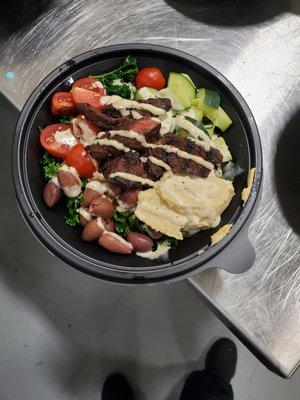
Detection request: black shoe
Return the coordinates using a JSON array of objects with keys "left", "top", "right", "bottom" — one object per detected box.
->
[
  {"left": 102, "top": 374, "right": 134, "bottom": 400},
  {"left": 205, "top": 338, "right": 237, "bottom": 383}
]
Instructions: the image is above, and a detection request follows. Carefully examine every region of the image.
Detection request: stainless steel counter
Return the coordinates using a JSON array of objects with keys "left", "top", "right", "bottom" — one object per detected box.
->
[{"left": 0, "top": 0, "right": 299, "bottom": 377}]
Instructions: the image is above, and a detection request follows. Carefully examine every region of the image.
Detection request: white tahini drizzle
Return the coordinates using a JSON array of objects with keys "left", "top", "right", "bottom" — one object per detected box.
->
[
  {"left": 54, "top": 129, "right": 78, "bottom": 147},
  {"left": 100, "top": 95, "right": 166, "bottom": 116}
]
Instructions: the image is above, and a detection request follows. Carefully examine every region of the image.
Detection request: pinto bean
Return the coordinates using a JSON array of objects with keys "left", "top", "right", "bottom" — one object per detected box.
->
[
  {"left": 83, "top": 188, "right": 100, "bottom": 207},
  {"left": 118, "top": 188, "right": 140, "bottom": 206},
  {"left": 81, "top": 219, "right": 104, "bottom": 241},
  {"left": 146, "top": 227, "right": 164, "bottom": 240},
  {"left": 43, "top": 180, "right": 62, "bottom": 207},
  {"left": 78, "top": 207, "right": 92, "bottom": 227},
  {"left": 103, "top": 218, "right": 115, "bottom": 232},
  {"left": 57, "top": 166, "right": 81, "bottom": 197},
  {"left": 89, "top": 196, "right": 114, "bottom": 219},
  {"left": 99, "top": 232, "right": 133, "bottom": 254},
  {"left": 126, "top": 232, "right": 153, "bottom": 252}
]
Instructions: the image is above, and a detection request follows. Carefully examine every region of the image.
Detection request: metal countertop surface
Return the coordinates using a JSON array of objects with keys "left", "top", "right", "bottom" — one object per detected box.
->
[{"left": 0, "top": 0, "right": 299, "bottom": 377}]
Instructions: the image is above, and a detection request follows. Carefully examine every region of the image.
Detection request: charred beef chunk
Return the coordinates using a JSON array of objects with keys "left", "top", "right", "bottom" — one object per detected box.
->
[
  {"left": 87, "top": 141, "right": 122, "bottom": 162},
  {"left": 76, "top": 103, "right": 127, "bottom": 131},
  {"left": 101, "top": 105, "right": 122, "bottom": 118},
  {"left": 76, "top": 103, "right": 161, "bottom": 140},
  {"left": 160, "top": 132, "right": 223, "bottom": 164},
  {"left": 149, "top": 148, "right": 210, "bottom": 178},
  {"left": 128, "top": 118, "right": 160, "bottom": 140},
  {"left": 145, "top": 160, "right": 165, "bottom": 181},
  {"left": 101, "top": 152, "right": 148, "bottom": 188},
  {"left": 139, "top": 98, "right": 172, "bottom": 111}
]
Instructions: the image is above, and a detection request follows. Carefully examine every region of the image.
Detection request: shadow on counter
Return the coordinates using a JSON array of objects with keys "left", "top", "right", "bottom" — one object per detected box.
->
[
  {"left": 274, "top": 110, "right": 300, "bottom": 235},
  {"left": 0, "top": 0, "right": 53, "bottom": 37},
  {"left": 165, "top": 0, "right": 296, "bottom": 27}
]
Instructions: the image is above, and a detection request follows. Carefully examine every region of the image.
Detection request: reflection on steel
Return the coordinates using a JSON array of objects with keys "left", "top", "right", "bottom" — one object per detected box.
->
[{"left": 0, "top": 0, "right": 299, "bottom": 377}]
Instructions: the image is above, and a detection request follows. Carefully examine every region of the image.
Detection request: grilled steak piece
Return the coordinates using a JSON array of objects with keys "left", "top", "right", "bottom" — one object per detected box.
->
[
  {"left": 101, "top": 152, "right": 148, "bottom": 188},
  {"left": 101, "top": 152, "right": 166, "bottom": 188},
  {"left": 101, "top": 105, "right": 122, "bottom": 118},
  {"left": 146, "top": 159, "right": 165, "bottom": 181},
  {"left": 149, "top": 148, "right": 211, "bottom": 178},
  {"left": 87, "top": 142, "right": 123, "bottom": 162},
  {"left": 76, "top": 103, "right": 128, "bottom": 131},
  {"left": 139, "top": 98, "right": 172, "bottom": 111},
  {"left": 160, "top": 132, "right": 223, "bottom": 164},
  {"left": 76, "top": 103, "right": 161, "bottom": 139}
]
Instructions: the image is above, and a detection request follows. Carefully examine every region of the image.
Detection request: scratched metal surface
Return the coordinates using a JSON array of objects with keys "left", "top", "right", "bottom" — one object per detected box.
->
[{"left": 0, "top": 0, "right": 299, "bottom": 377}]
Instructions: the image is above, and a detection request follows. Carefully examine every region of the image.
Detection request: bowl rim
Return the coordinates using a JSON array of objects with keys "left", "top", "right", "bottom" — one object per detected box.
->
[{"left": 12, "top": 43, "right": 263, "bottom": 283}]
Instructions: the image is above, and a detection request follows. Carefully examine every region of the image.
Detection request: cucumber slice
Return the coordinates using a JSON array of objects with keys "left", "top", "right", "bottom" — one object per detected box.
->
[
  {"left": 181, "top": 73, "right": 196, "bottom": 88},
  {"left": 179, "top": 106, "right": 202, "bottom": 122},
  {"left": 158, "top": 87, "right": 185, "bottom": 111},
  {"left": 204, "top": 89, "right": 220, "bottom": 109},
  {"left": 212, "top": 136, "right": 232, "bottom": 162},
  {"left": 195, "top": 88, "right": 205, "bottom": 105},
  {"left": 196, "top": 88, "right": 220, "bottom": 109},
  {"left": 204, "top": 105, "right": 233, "bottom": 132},
  {"left": 168, "top": 72, "right": 196, "bottom": 109},
  {"left": 134, "top": 87, "right": 158, "bottom": 100}
]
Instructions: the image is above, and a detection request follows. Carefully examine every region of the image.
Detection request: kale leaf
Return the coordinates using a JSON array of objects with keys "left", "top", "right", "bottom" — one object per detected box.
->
[
  {"left": 113, "top": 213, "right": 145, "bottom": 237},
  {"left": 64, "top": 193, "right": 83, "bottom": 227},
  {"left": 40, "top": 152, "right": 62, "bottom": 180},
  {"left": 59, "top": 116, "right": 73, "bottom": 124},
  {"left": 92, "top": 56, "right": 138, "bottom": 99}
]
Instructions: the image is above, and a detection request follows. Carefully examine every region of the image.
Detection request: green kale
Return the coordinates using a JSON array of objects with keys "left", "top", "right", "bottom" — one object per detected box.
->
[
  {"left": 59, "top": 116, "right": 73, "bottom": 124},
  {"left": 40, "top": 152, "right": 62, "bottom": 180},
  {"left": 91, "top": 56, "right": 138, "bottom": 99},
  {"left": 105, "top": 79, "right": 136, "bottom": 99},
  {"left": 64, "top": 193, "right": 83, "bottom": 227},
  {"left": 113, "top": 213, "right": 145, "bottom": 237},
  {"left": 92, "top": 55, "right": 138, "bottom": 84}
]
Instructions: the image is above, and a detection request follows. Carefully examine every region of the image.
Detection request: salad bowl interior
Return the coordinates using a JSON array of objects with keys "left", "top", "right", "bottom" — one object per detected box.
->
[{"left": 13, "top": 44, "right": 261, "bottom": 283}]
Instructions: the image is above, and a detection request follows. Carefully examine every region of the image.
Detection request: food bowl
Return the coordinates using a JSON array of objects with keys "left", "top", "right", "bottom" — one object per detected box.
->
[{"left": 12, "top": 44, "right": 262, "bottom": 284}]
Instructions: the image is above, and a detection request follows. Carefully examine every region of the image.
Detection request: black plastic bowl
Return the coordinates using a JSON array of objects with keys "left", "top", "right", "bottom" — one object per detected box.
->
[{"left": 12, "top": 44, "right": 262, "bottom": 284}]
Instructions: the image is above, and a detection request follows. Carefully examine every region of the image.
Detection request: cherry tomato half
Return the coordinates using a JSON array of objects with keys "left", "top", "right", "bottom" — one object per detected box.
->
[
  {"left": 72, "top": 77, "right": 104, "bottom": 93},
  {"left": 135, "top": 67, "right": 166, "bottom": 90},
  {"left": 40, "top": 124, "right": 74, "bottom": 159},
  {"left": 51, "top": 92, "right": 75, "bottom": 116},
  {"left": 71, "top": 87, "right": 103, "bottom": 109},
  {"left": 65, "top": 143, "right": 97, "bottom": 178}
]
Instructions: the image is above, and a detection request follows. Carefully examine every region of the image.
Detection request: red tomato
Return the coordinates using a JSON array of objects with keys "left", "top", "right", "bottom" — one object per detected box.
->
[
  {"left": 72, "top": 77, "right": 104, "bottom": 93},
  {"left": 65, "top": 143, "right": 97, "bottom": 178},
  {"left": 40, "top": 124, "right": 74, "bottom": 159},
  {"left": 71, "top": 87, "right": 103, "bottom": 109},
  {"left": 135, "top": 67, "right": 166, "bottom": 90},
  {"left": 51, "top": 92, "right": 75, "bottom": 116}
]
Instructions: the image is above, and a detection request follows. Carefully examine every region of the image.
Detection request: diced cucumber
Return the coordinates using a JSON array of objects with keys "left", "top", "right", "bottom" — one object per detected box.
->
[
  {"left": 195, "top": 88, "right": 205, "bottom": 105},
  {"left": 179, "top": 106, "right": 202, "bottom": 122},
  {"left": 158, "top": 87, "right": 185, "bottom": 111},
  {"left": 181, "top": 73, "right": 196, "bottom": 88},
  {"left": 204, "top": 124, "right": 215, "bottom": 138},
  {"left": 212, "top": 136, "right": 232, "bottom": 162},
  {"left": 196, "top": 88, "right": 220, "bottom": 109},
  {"left": 134, "top": 87, "right": 158, "bottom": 100},
  {"left": 168, "top": 72, "right": 196, "bottom": 109},
  {"left": 204, "top": 89, "right": 220, "bottom": 109},
  {"left": 204, "top": 105, "right": 233, "bottom": 132}
]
